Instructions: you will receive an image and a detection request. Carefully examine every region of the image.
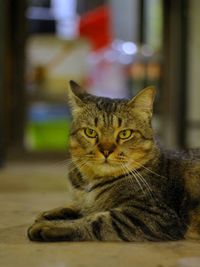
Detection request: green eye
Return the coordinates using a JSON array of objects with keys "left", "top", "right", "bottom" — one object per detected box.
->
[
  {"left": 84, "top": 128, "right": 97, "bottom": 138},
  {"left": 118, "top": 129, "right": 133, "bottom": 140}
]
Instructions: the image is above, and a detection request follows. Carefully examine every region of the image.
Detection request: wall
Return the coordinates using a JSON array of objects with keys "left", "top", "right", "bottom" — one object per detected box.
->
[
  {"left": 187, "top": 0, "right": 200, "bottom": 147},
  {"left": 109, "top": 0, "right": 139, "bottom": 42}
]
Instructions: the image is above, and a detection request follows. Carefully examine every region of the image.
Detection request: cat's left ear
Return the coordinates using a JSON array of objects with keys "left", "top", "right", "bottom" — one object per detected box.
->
[
  {"left": 67, "top": 80, "right": 85, "bottom": 115},
  {"left": 128, "top": 86, "right": 156, "bottom": 116}
]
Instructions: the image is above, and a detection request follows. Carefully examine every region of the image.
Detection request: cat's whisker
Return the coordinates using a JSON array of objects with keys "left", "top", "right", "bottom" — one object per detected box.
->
[
  {"left": 48, "top": 158, "right": 72, "bottom": 170},
  {"left": 62, "top": 157, "right": 89, "bottom": 175},
  {"left": 123, "top": 163, "right": 156, "bottom": 201},
  {"left": 60, "top": 161, "right": 76, "bottom": 170},
  {"left": 42, "top": 158, "right": 79, "bottom": 179},
  {"left": 74, "top": 158, "right": 91, "bottom": 173},
  {"left": 133, "top": 172, "right": 153, "bottom": 199},
  {"left": 122, "top": 163, "right": 146, "bottom": 196},
  {"left": 132, "top": 169, "right": 148, "bottom": 196},
  {"left": 120, "top": 163, "right": 129, "bottom": 178},
  {"left": 53, "top": 158, "right": 72, "bottom": 166},
  {"left": 55, "top": 157, "right": 87, "bottom": 171},
  {"left": 63, "top": 159, "right": 82, "bottom": 170},
  {"left": 133, "top": 168, "right": 156, "bottom": 201},
  {"left": 130, "top": 158, "right": 167, "bottom": 179}
]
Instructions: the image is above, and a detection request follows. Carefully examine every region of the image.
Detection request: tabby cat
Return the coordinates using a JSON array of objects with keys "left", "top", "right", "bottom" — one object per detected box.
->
[{"left": 28, "top": 81, "right": 200, "bottom": 242}]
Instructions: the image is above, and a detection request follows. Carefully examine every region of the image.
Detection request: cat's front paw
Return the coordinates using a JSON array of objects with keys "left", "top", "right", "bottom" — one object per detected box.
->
[
  {"left": 28, "top": 221, "right": 54, "bottom": 241},
  {"left": 35, "top": 206, "right": 80, "bottom": 222},
  {"left": 27, "top": 221, "right": 75, "bottom": 242}
]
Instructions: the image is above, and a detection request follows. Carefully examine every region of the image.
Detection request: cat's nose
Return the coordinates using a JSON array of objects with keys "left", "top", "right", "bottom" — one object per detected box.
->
[
  {"left": 98, "top": 143, "right": 116, "bottom": 158},
  {"left": 102, "top": 150, "right": 110, "bottom": 158}
]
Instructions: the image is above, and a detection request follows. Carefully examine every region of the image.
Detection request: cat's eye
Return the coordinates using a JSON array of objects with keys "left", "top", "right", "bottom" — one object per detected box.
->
[
  {"left": 118, "top": 129, "right": 133, "bottom": 140},
  {"left": 84, "top": 128, "right": 97, "bottom": 138}
]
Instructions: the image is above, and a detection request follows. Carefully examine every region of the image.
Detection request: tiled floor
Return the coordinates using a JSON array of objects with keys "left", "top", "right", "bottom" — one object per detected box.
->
[{"left": 1, "top": 162, "right": 200, "bottom": 267}]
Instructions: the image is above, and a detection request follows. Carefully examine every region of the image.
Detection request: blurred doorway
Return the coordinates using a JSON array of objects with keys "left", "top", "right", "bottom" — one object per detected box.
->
[{"left": 1, "top": 0, "right": 197, "bottom": 163}]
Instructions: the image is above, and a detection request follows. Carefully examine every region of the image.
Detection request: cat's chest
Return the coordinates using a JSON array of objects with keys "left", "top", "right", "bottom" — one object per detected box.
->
[
  {"left": 79, "top": 183, "right": 113, "bottom": 213},
  {"left": 83, "top": 190, "right": 96, "bottom": 209}
]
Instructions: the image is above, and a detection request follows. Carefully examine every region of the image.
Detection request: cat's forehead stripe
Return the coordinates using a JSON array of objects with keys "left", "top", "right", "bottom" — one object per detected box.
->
[
  {"left": 118, "top": 117, "right": 122, "bottom": 127},
  {"left": 111, "top": 114, "right": 121, "bottom": 128},
  {"left": 102, "top": 113, "right": 107, "bottom": 125},
  {"left": 96, "top": 99, "right": 118, "bottom": 113},
  {"left": 96, "top": 113, "right": 121, "bottom": 128},
  {"left": 94, "top": 99, "right": 122, "bottom": 128},
  {"left": 94, "top": 117, "right": 98, "bottom": 127}
]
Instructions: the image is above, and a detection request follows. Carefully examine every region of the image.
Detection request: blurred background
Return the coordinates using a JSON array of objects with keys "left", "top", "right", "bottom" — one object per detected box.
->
[{"left": 0, "top": 0, "right": 200, "bottom": 166}]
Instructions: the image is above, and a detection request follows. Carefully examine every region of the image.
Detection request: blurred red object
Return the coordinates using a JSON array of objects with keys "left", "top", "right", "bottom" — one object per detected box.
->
[{"left": 79, "top": 5, "right": 112, "bottom": 51}]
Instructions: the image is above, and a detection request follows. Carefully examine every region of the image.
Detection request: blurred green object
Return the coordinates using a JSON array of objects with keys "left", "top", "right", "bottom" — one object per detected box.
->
[
  {"left": 25, "top": 104, "right": 70, "bottom": 151},
  {"left": 26, "top": 120, "right": 70, "bottom": 151}
]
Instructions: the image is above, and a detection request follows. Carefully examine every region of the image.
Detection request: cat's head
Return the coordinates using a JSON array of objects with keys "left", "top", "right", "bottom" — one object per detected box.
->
[{"left": 67, "top": 80, "right": 157, "bottom": 180}]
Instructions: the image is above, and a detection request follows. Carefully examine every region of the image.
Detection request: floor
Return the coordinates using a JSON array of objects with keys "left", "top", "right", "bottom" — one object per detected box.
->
[{"left": 1, "top": 162, "right": 200, "bottom": 267}]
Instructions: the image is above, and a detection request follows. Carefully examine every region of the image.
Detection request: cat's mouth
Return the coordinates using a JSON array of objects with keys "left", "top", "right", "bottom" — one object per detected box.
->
[
  {"left": 85, "top": 154, "right": 127, "bottom": 166},
  {"left": 101, "top": 157, "right": 124, "bottom": 166},
  {"left": 103, "top": 158, "right": 109, "bottom": 164}
]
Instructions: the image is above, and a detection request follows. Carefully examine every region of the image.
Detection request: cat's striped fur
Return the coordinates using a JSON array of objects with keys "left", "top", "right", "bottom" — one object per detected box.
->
[{"left": 28, "top": 81, "right": 200, "bottom": 242}]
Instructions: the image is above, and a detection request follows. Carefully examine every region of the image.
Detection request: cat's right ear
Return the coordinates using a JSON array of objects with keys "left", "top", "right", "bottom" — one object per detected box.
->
[
  {"left": 67, "top": 80, "right": 85, "bottom": 115},
  {"left": 128, "top": 86, "right": 156, "bottom": 117}
]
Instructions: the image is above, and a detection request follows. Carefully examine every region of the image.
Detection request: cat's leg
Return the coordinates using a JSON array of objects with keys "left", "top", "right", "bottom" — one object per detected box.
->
[
  {"left": 36, "top": 204, "right": 81, "bottom": 222},
  {"left": 28, "top": 211, "right": 124, "bottom": 242},
  {"left": 28, "top": 206, "right": 184, "bottom": 242}
]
